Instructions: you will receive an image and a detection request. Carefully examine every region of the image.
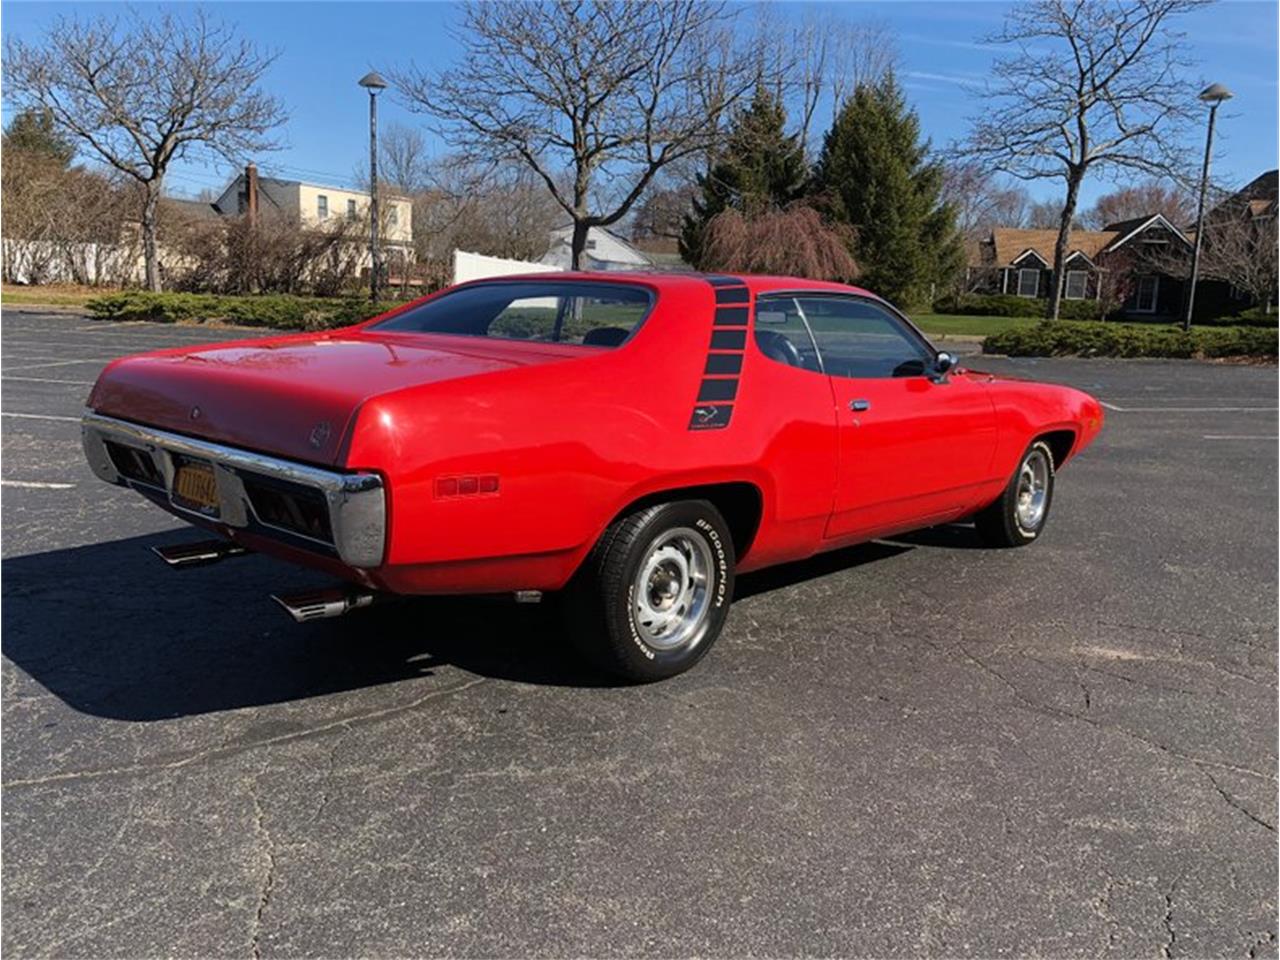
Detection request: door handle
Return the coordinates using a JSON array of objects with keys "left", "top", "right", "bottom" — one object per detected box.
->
[{"left": 849, "top": 399, "right": 870, "bottom": 412}]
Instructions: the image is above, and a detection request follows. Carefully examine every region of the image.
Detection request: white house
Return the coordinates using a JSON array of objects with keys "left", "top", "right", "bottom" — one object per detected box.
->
[
  {"left": 211, "top": 165, "right": 414, "bottom": 269},
  {"left": 540, "top": 225, "right": 653, "bottom": 271}
]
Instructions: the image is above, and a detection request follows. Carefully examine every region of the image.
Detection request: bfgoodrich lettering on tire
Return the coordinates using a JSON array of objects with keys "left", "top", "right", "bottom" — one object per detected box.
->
[
  {"left": 567, "top": 500, "right": 735, "bottom": 681},
  {"left": 974, "top": 439, "right": 1056, "bottom": 548}
]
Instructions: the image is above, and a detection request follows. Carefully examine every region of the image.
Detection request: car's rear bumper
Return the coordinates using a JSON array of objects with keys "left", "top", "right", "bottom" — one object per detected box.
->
[{"left": 81, "top": 411, "right": 386, "bottom": 569}]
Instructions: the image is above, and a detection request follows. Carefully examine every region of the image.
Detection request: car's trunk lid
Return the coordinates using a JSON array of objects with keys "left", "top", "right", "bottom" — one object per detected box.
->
[{"left": 89, "top": 331, "right": 593, "bottom": 464}]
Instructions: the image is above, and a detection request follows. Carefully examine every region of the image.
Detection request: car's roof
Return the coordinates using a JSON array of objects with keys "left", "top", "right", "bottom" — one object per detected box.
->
[{"left": 466, "top": 271, "right": 879, "bottom": 300}]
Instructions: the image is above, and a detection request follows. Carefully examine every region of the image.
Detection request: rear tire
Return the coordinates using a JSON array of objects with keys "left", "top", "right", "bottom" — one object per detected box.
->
[
  {"left": 974, "top": 440, "right": 1056, "bottom": 548},
  {"left": 567, "top": 500, "right": 735, "bottom": 682}
]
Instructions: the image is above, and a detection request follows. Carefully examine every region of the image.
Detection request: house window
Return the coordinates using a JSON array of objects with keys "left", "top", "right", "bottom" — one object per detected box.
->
[
  {"left": 1017, "top": 268, "right": 1040, "bottom": 298},
  {"left": 317, "top": 194, "right": 329, "bottom": 219},
  {"left": 1064, "top": 270, "right": 1088, "bottom": 300},
  {"left": 347, "top": 199, "right": 357, "bottom": 221},
  {"left": 388, "top": 205, "right": 398, "bottom": 227},
  {"left": 1135, "top": 276, "right": 1159, "bottom": 313}
]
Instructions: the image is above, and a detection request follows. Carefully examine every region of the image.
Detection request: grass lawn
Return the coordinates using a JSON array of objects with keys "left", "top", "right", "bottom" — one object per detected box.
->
[
  {"left": 909, "top": 313, "right": 1043, "bottom": 337},
  {"left": 2, "top": 284, "right": 103, "bottom": 309}
]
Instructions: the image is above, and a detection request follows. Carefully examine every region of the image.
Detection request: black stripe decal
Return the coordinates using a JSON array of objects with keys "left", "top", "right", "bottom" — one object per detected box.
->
[
  {"left": 689, "top": 404, "right": 733, "bottom": 430},
  {"left": 714, "top": 306, "right": 749, "bottom": 326},
  {"left": 697, "top": 378, "right": 738, "bottom": 402},
  {"left": 714, "top": 287, "right": 749, "bottom": 305},
  {"left": 690, "top": 276, "right": 751, "bottom": 431},
  {"left": 710, "top": 329, "right": 746, "bottom": 350},
  {"left": 704, "top": 353, "right": 743, "bottom": 375}
]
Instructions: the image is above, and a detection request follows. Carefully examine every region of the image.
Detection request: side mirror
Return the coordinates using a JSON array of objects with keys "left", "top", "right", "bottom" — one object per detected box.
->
[{"left": 931, "top": 351, "right": 958, "bottom": 381}]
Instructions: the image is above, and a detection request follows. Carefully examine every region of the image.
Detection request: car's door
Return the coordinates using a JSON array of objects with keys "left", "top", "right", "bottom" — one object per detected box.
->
[{"left": 782, "top": 295, "right": 998, "bottom": 541}]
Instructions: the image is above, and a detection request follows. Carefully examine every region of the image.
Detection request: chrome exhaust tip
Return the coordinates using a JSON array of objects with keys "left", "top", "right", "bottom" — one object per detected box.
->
[
  {"left": 271, "top": 588, "right": 377, "bottom": 623},
  {"left": 152, "top": 539, "right": 248, "bottom": 567}
]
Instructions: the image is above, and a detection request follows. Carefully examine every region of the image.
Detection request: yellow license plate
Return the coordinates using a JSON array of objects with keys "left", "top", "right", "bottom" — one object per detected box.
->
[{"left": 173, "top": 461, "right": 219, "bottom": 511}]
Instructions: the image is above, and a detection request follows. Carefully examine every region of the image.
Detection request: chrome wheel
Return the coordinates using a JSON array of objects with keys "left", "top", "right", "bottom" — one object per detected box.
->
[
  {"left": 1015, "top": 449, "right": 1050, "bottom": 531},
  {"left": 632, "top": 526, "right": 714, "bottom": 651}
]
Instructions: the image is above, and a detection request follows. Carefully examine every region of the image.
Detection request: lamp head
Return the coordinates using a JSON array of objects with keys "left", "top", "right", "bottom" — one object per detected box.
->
[
  {"left": 358, "top": 71, "right": 388, "bottom": 94},
  {"left": 1199, "top": 82, "right": 1233, "bottom": 105}
]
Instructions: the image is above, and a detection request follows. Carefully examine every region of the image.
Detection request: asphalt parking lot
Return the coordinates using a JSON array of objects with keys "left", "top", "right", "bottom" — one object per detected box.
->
[{"left": 2, "top": 308, "right": 1277, "bottom": 958}]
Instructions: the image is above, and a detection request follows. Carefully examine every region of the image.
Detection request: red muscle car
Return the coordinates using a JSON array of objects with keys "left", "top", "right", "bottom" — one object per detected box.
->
[{"left": 83, "top": 273, "right": 1103, "bottom": 680}]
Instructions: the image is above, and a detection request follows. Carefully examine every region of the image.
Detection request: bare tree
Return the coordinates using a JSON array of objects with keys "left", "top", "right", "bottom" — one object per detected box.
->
[
  {"left": 942, "top": 161, "right": 1033, "bottom": 242},
  {"left": 957, "top": 0, "right": 1204, "bottom": 320},
  {"left": 701, "top": 204, "right": 858, "bottom": 281},
  {"left": 1200, "top": 214, "right": 1279, "bottom": 314},
  {"left": 4, "top": 10, "right": 285, "bottom": 291},
  {"left": 1080, "top": 180, "right": 1195, "bottom": 229},
  {"left": 393, "top": 1, "right": 758, "bottom": 269}
]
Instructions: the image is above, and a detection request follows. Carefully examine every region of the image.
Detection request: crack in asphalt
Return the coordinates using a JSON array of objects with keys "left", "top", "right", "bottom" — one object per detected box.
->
[
  {"left": 2, "top": 677, "right": 488, "bottom": 790},
  {"left": 248, "top": 777, "right": 276, "bottom": 960},
  {"left": 1203, "top": 770, "right": 1277, "bottom": 833},
  {"left": 921, "top": 634, "right": 1279, "bottom": 804}
]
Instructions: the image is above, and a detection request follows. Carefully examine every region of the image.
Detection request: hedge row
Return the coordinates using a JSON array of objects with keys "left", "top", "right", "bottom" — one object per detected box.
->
[
  {"left": 983, "top": 322, "right": 1278, "bottom": 359},
  {"left": 933, "top": 293, "right": 1103, "bottom": 321},
  {"left": 85, "top": 292, "right": 404, "bottom": 330}
]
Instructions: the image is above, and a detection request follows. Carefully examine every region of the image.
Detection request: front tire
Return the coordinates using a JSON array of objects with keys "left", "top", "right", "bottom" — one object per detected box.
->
[
  {"left": 974, "top": 440, "right": 1056, "bottom": 547},
  {"left": 568, "top": 500, "right": 735, "bottom": 682}
]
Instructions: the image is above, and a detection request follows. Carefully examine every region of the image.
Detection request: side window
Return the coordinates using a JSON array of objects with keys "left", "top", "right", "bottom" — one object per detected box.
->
[
  {"left": 753, "top": 299, "right": 822, "bottom": 372},
  {"left": 795, "top": 297, "right": 933, "bottom": 379}
]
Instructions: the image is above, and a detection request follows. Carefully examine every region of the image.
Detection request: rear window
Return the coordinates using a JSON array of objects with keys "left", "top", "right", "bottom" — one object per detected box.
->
[{"left": 370, "top": 281, "right": 653, "bottom": 347}]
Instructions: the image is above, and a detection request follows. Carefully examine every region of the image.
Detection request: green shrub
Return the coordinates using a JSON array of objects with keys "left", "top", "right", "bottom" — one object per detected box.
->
[
  {"left": 86, "top": 292, "right": 404, "bottom": 330},
  {"left": 983, "top": 321, "right": 1278, "bottom": 359},
  {"left": 933, "top": 293, "right": 1103, "bottom": 321}
]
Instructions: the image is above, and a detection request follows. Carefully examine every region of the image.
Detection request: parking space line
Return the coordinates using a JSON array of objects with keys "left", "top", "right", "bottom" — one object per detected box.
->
[
  {"left": 1, "top": 480, "right": 75, "bottom": 489},
  {"left": 1103, "top": 404, "right": 1277, "bottom": 412},
  {"left": 1, "top": 412, "right": 79, "bottom": 422},
  {"left": 3, "top": 376, "right": 96, "bottom": 385},
  {"left": 1203, "top": 435, "right": 1279, "bottom": 441},
  {"left": 5, "top": 359, "right": 116, "bottom": 371}
]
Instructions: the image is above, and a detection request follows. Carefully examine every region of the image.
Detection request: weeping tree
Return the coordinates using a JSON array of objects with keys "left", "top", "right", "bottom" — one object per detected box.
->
[
  {"left": 701, "top": 204, "right": 858, "bottom": 280},
  {"left": 957, "top": 0, "right": 1204, "bottom": 320},
  {"left": 393, "top": 1, "right": 759, "bottom": 270},
  {"left": 4, "top": 10, "right": 285, "bottom": 291}
]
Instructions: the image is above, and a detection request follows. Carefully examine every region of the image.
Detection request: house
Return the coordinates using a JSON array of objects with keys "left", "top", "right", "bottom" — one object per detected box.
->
[
  {"left": 210, "top": 165, "right": 415, "bottom": 269},
  {"left": 540, "top": 225, "right": 653, "bottom": 271},
  {"left": 968, "top": 214, "right": 1194, "bottom": 318}
]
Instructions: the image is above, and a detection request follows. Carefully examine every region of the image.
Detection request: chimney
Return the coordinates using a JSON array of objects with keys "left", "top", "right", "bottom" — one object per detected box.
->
[{"left": 245, "top": 163, "right": 259, "bottom": 225}]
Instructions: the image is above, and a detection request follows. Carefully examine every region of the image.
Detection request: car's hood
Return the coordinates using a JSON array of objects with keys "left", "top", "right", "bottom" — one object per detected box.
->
[{"left": 88, "top": 331, "right": 596, "bottom": 465}]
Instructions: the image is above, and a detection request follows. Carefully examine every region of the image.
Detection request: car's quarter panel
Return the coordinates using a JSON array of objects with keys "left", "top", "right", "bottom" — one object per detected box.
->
[{"left": 340, "top": 275, "right": 840, "bottom": 591}]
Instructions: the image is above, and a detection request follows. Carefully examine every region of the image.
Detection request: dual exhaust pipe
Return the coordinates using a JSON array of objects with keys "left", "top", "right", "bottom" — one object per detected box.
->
[
  {"left": 152, "top": 537, "right": 544, "bottom": 622},
  {"left": 151, "top": 538, "right": 378, "bottom": 622}
]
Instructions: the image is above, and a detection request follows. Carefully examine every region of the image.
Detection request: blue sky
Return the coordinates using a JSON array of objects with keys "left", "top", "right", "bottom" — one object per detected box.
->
[{"left": 4, "top": 0, "right": 1277, "bottom": 212}]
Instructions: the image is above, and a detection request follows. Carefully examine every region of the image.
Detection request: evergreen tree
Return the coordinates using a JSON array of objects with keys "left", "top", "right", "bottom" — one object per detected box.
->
[
  {"left": 680, "top": 86, "right": 806, "bottom": 268},
  {"left": 812, "top": 73, "right": 964, "bottom": 308},
  {"left": 2, "top": 108, "right": 75, "bottom": 167}
]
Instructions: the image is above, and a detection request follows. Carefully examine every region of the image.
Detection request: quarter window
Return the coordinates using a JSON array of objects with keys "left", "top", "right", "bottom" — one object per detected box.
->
[
  {"left": 1064, "top": 270, "right": 1088, "bottom": 299},
  {"left": 1017, "top": 268, "right": 1040, "bottom": 297},
  {"left": 753, "top": 300, "right": 822, "bottom": 372}
]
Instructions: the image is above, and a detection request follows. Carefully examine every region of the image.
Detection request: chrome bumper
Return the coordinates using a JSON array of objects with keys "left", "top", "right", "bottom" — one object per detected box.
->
[{"left": 81, "top": 412, "right": 386, "bottom": 568}]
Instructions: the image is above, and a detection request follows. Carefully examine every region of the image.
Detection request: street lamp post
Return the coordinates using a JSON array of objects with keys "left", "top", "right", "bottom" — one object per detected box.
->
[
  {"left": 1184, "top": 82, "right": 1233, "bottom": 332},
  {"left": 359, "top": 71, "right": 388, "bottom": 304}
]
